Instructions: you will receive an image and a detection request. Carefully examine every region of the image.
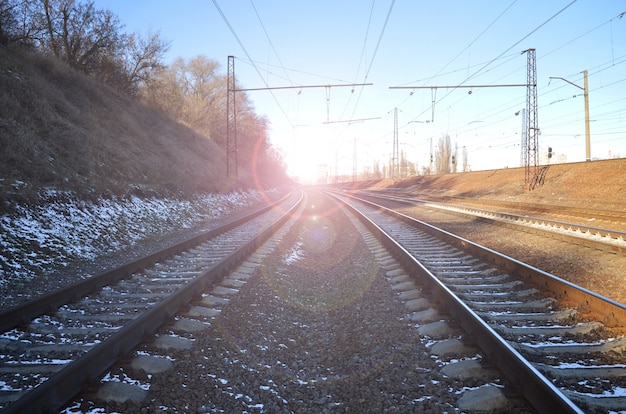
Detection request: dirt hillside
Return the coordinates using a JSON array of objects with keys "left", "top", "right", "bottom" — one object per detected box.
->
[{"left": 361, "top": 158, "right": 626, "bottom": 210}]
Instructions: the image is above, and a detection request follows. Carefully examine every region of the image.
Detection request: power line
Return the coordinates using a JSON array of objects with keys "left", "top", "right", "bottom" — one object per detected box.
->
[
  {"left": 236, "top": 58, "right": 354, "bottom": 84},
  {"left": 354, "top": 0, "right": 376, "bottom": 85},
  {"left": 397, "top": 52, "right": 520, "bottom": 86},
  {"left": 465, "top": 1, "right": 577, "bottom": 85},
  {"left": 234, "top": 83, "right": 372, "bottom": 92},
  {"left": 211, "top": 0, "right": 294, "bottom": 127},
  {"left": 339, "top": 0, "right": 376, "bottom": 122},
  {"left": 418, "top": 10, "right": 626, "bottom": 137},
  {"left": 348, "top": 0, "right": 396, "bottom": 122},
  {"left": 424, "top": 0, "right": 518, "bottom": 85},
  {"left": 406, "top": 0, "right": 578, "bottom": 123},
  {"left": 542, "top": 10, "right": 626, "bottom": 64},
  {"left": 248, "top": 0, "right": 293, "bottom": 86},
  {"left": 391, "top": 83, "right": 528, "bottom": 90}
]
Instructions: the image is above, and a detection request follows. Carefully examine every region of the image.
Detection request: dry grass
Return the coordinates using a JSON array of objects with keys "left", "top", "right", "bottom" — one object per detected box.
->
[{"left": 1, "top": 46, "right": 231, "bottom": 209}]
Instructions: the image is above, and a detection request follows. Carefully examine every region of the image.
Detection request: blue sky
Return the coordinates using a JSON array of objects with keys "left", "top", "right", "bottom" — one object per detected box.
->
[{"left": 100, "top": 1, "right": 626, "bottom": 181}]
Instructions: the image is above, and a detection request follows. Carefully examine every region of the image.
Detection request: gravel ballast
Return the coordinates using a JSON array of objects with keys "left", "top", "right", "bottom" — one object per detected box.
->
[{"left": 66, "top": 191, "right": 537, "bottom": 413}]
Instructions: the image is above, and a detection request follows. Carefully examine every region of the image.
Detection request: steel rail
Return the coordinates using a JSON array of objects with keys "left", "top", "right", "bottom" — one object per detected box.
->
[
  {"left": 440, "top": 195, "right": 626, "bottom": 222},
  {"left": 358, "top": 191, "right": 626, "bottom": 256},
  {"left": 0, "top": 192, "right": 292, "bottom": 333},
  {"left": 328, "top": 190, "right": 607, "bottom": 414},
  {"left": 424, "top": 202, "right": 626, "bottom": 255},
  {"left": 1, "top": 190, "right": 303, "bottom": 414},
  {"left": 349, "top": 190, "right": 626, "bottom": 327},
  {"left": 369, "top": 189, "right": 626, "bottom": 223}
]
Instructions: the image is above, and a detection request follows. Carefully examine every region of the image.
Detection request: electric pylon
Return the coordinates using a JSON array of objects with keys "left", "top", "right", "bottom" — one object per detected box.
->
[{"left": 523, "top": 48, "right": 538, "bottom": 187}]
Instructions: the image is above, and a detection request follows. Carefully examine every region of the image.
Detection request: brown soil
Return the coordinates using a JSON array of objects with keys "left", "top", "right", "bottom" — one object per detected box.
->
[{"left": 357, "top": 158, "right": 626, "bottom": 210}]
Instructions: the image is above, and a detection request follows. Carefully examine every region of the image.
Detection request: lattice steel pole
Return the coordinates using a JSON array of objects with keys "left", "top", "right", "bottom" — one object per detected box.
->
[
  {"left": 524, "top": 48, "right": 538, "bottom": 186},
  {"left": 226, "top": 56, "right": 238, "bottom": 178}
]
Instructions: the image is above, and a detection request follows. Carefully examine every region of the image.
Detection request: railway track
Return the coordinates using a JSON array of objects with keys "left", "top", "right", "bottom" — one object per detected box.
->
[
  {"left": 358, "top": 190, "right": 626, "bottom": 256},
  {"left": 331, "top": 191, "right": 626, "bottom": 413},
  {"left": 428, "top": 195, "right": 626, "bottom": 226},
  {"left": 368, "top": 189, "right": 626, "bottom": 226},
  {"left": 3, "top": 187, "right": 625, "bottom": 412},
  {"left": 65, "top": 189, "right": 538, "bottom": 413},
  {"left": 0, "top": 191, "right": 303, "bottom": 414}
]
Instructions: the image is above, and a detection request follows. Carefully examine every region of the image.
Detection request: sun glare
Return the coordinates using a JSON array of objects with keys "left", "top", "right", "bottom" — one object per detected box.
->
[
  {"left": 287, "top": 152, "right": 330, "bottom": 184},
  {"left": 285, "top": 134, "right": 335, "bottom": 184}
]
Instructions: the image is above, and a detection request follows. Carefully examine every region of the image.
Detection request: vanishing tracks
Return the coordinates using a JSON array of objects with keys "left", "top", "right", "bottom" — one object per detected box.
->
[{"left": 2, "top": 187, "right": 625, "bottom": 413}]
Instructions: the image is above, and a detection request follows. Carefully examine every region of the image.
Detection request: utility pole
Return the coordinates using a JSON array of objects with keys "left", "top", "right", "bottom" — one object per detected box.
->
[
  {"left": 549, "top": 70, "right": 591, "bottom": 162},
  {"left": 393, "top": 108, "right": 399, "bottom": 178},
  {"left": 352, "top": 137, "right": 357, "bottom": 182},
  {"left": 583, "top": 70, "right": 591, "bottom": 161},
  {"left": 335, "top": 151, "right": 338, "bottom": 184},
  {"left": 518, "top": 108, "right": 527, "bottom": 167}
]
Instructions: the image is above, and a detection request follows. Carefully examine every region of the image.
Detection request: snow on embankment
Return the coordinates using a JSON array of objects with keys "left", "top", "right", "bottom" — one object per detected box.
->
[{"left": 0, "top": 190, "right": 269, "bottom": 285}]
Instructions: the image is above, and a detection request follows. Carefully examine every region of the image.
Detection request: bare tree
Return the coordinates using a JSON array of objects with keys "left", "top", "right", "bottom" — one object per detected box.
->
[
  {"left": 123, "top": 31, "right": 169, "bottom": 91},
  {"left": 0, "top": 0, "right": 16, "bottom": 45},
  {"left": 400, "top": 149, "right": 417, "bottom": 177},
  {"left": 98, "top": 30, "right": 169, "bottom": 95},
  {"left": 452, "top": 142, "right": 458, "bottom": 173},
  {"left": 372, "top": 159, "right": 382, "bottom": 179},
  {"left": 37, "top": 0, "right": 123, "bottom": 74},
  {"left": 435, "top": 134, "right": 453, "bottom": 174},
  {"left": 142, "top": 56, "right": 228, "bottom": 143},
  {"left": 139, "top": 55, "right": 269, "bottom": 169},
  {"left": 0, "top": 0, "right": 41, "bottom": 46}
]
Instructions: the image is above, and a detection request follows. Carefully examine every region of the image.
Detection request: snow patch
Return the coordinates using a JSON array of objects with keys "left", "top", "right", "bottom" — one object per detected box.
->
[{"left": 0, "top": 189, "right": 274, "bottom": 286}]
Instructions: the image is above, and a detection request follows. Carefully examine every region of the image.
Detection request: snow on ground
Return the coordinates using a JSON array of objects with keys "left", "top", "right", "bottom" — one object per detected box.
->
[{"left": 0, "top": 190, "right": 271, "bottom": 286}]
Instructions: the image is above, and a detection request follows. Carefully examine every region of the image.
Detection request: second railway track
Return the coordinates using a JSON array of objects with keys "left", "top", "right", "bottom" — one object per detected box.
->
[
  {"left": 358, "top": 191, "right": 626, "bottom": 256},
  {"left": 334, "top": 191, "right": 626, "bottom": 413}
]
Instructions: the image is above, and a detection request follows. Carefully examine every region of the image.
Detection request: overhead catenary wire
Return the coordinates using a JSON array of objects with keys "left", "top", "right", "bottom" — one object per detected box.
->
[
  {"left": 406, "top": 0, "right": 578, "bottom": 124},
  {"left": 416, "top": 0, "right": 519, "bottom": 86},
  {"left": 211, "top": 0, "right": 294, "bottom": 128},
  {"left": 440, "top": 10, "right": 626, "bottom": 135},
  {"left": 248, "top": 0, "right": 294, "bottom": 87},
  {"left": 347, "top": 0, "right": 396, "bottom": 123},
  {"left": 236, "top": 58, "right": 355, "bottom": 85},
  {"left": 211, "top": 0, "right": 623, "bottom": 174},
  {"left": 394, "top": 2, "right": 620, "bottom": 155},
  {"left": 338, "top": 0, "right": 377, "bottom": 123},
  {"left": 450, "top": 54, "right": 626, "bottom": 137}
]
